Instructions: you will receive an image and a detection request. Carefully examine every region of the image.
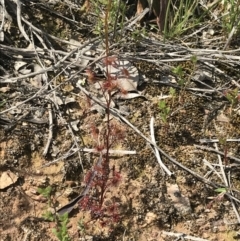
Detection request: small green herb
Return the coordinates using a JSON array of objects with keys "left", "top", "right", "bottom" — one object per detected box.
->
[
  {"left": 190, "top": 55, "right": 197, "bottom": 64},
  {"left": 169, "top": 87, "right": 176, "bottom": 96},
  {"left": 225, "top": 88, "right": 240, "bottom": 115},
  {"left": 38, "top": 186, "right": 71, "bottom": 240},
  {"left": 42, "top": 210, "right": 55, "bottom": 222},
  {"left": 37, "top": 186, "right": 52, "bottom": 198},
  {"left": 159, "top": 100, "right": 170, "bottom": 123},
  {"left": 225, "top": 88, "right": 239, "bottom": 106},
  {"left": 169, "top": 87, "right": 176, "bottom": 106},
  {"left": 172, "top": 65, "right": 186, "bottom": 86},
  {"left": 52, "top": 213, "right": 71, "bottom": 241}
]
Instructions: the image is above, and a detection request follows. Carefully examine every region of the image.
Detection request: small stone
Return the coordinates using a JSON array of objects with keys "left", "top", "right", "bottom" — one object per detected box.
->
[
  {"left": 0, "top": 171, "right": 18, "bottom": 189},
  {"left": 167, "top": 183, "right": 192, "bottom": 216}
]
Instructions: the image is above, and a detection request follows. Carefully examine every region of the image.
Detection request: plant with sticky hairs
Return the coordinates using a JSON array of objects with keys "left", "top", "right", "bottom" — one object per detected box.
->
[
  {"left": 75, "top": 117, "right": 124, "bottom": 232},
  {"left": 56, "top": 0, "right": 129, "bottom": 235},
  {"left": 79, "top": 162, "right": 122, "bottom": 228},
  {"left": 73, "top": 1, "right": 129, "bottom": 232}
]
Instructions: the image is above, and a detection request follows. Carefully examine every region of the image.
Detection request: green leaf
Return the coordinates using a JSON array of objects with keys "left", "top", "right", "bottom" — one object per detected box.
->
[
  {"left": 215, "top": 187, "right": 227, "bottom": 193},
  {"left": 166, "top": 107, "right": 170, "bottom": 114},
  {"left": 37, "top": 186, "right": 52, "bottom": 198},
  {"left": 173, "top": 65, "right": 183, "bottom": 76},
  {"left": 178, "top": 79, "right": 186, "bottom": 86},
  {"left": 191, "top": 55, "right": 197, "bottom": 64},
  {"left": 59, "top": 213, "right": 69, "bottom": 222},
  {"left": 169, "top": 87, "right": 176, "bottom": 96},
  {"left": 159, "top": 100, "right": 166, "bottom": 110},
  {"left": 42, "top": 210, "right": 55, "bottom": 221}
]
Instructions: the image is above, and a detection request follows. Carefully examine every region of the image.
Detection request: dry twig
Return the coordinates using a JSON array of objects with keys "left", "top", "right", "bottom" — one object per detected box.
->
[
  {"left": 149, "top": 117, "right": 173, "bottom": 176},
  {"left": 42, "top": 103, "right": 53, "bottom": 156},
  {"left": 162, "top": 231, "right": 209, "bottom": 241},
  {"left": 194, "top": 144, "right": 240, "bottom": 164}
]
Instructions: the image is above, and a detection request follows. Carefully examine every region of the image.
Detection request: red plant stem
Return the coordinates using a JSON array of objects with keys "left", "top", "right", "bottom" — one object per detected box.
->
[
  {"left": 104, "top": 0, "right": 111, "bottom": 157},
  {"left": 104, "top": 0, "right": 111, "bottom": 57},
  {"left": 104, "top": 0, "right": 111, "bottom": 163},
  {"left": 58, "top": 0, "right": 121, "bottom": 217},
  {"left": 98, "top": 0, "right": 112, "bottom": 206},
  {"left": 99, "top": 161, "right": 108, "bottom": 206}
]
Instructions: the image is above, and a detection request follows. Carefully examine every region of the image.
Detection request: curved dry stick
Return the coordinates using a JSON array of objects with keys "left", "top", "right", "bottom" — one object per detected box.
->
[
  {"left": 150, "top": 117, "right": 172, "bottom": 176},
  {"left": 14, "top": 0, "right": 30, "bottom": 42}
]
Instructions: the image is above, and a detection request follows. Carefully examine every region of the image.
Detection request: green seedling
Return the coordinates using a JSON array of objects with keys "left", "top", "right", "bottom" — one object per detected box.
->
[
  {"left": 38, "top": 186, "right": 71, "bottom": 240},
  {"left": 172, "top": 65, "right": 185, "bottom": 86},
  {"left": 172, "top": 55, "right": 198, "bottom": 102},
  {"left": 225, "top": 88, "right": 239, "bottom": 106},
  {"left": 38, "top": 186, "right": 52, "bottom": 198},
  {"left": 52, "top": 213, "right": 71, "bottom": 241},
  {"left": 207, "top": 187, "right": 227, "bottom": 209},
  {"left": 159, "top": 100, "right": 170, "bottom": 123},
  {"left": 0, "top": 93, "right": 7, "bottom": 109},
  {"left": 169, "top": 87, "right": 176, "bottom": 106},
  {"left": 0, "top": 99, "right": 6, "bottom": 108},
  {"left": 38, "top": 186, "right": 53, "bottom": 206},
  {"left": 172, "top": 64, "right": 187, "bottom": 103},
  {"left": 215, "top": 187, "right": 227, "bottom": 194},
  {"left": 42, "top": 210, "right": 55, "bottom": 222},
  {"left": 190, "top": 55, "right": 197, "bottom": 65},
  {"left": 187, "top": 55, "right": 198, "bottom": 86},
  {"left": 131, "top": 28, "right": 147, "bottom": 43},
  {"left": 225, "top": 88, "right": 240, "bottom": 115},
  {"left": 38, "top": 186, "right": 55, "bottom": 221}
]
